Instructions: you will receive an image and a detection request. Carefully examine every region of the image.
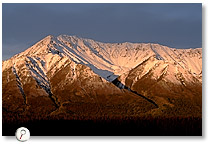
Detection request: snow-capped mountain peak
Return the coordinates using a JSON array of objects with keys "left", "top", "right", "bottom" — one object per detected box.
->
[{"left": 3, "top": 35, "right": 202, "bottom": 83}]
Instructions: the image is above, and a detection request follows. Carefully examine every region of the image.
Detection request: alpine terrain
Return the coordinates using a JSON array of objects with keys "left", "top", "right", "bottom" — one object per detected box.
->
[{"left": 2, "top": 35, "right": 202, "bottom": 135}]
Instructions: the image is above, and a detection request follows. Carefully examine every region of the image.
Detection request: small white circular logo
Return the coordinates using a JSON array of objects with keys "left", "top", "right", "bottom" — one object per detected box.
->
[{"left": 15, "top": 127, "right": 30, "bottom": 142}]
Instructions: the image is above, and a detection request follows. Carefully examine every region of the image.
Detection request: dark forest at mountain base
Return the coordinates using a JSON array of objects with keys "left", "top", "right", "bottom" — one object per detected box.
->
[{"left": 3, "top": 116, "right": 202, "bottom": 136}]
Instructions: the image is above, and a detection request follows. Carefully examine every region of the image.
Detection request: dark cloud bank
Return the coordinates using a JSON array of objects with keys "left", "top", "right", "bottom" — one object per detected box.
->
[{"left": 2, "top": 3, "right": 202, "bottom": 60}]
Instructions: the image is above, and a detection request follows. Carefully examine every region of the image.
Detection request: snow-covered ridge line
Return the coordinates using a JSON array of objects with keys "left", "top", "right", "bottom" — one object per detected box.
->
[
  {"left": 25, "top": 56, "right": 60, "bottom": 108},
  {"left": 25, "top": 56, "right": 52, "bottom": 95},
  {"left": 3, "top": 34, "right": 202, "bottom": 83}
]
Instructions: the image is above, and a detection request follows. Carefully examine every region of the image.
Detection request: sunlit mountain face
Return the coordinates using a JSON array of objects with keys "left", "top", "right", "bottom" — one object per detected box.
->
[{"left": 2, "top": 35, "right": 202, "bottom": 136}]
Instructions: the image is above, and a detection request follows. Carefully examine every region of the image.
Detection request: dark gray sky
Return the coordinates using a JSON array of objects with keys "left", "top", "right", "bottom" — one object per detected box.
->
[{"left": 2, "top": 3, "right": 202, "bottom": 60}]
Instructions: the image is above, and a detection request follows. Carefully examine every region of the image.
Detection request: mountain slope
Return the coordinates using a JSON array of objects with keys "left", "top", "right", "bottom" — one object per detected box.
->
[
  {"left": 2, "top": 34, "right": 202, "bottom": 119},
  {"left": 2, "top": 35, "right": 159, "bottom": 120},
  {"left": 118, "top": 55, "right": 202, "bottom": 117}
]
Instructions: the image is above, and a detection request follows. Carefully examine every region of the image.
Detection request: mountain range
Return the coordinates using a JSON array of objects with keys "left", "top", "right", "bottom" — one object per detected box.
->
[{"left": 2, "top": 35, "right": 202, "bottom": 135}]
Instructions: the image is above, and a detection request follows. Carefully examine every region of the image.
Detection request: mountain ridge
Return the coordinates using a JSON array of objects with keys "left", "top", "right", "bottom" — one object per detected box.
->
[{"left": 3, "top": 34, "right": 202, "bottom": 83}]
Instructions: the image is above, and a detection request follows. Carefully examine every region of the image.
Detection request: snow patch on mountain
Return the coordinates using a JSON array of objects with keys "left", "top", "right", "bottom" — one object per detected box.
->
[{"left": 26, "top": 56, "right": 52, "bottom": 95}]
